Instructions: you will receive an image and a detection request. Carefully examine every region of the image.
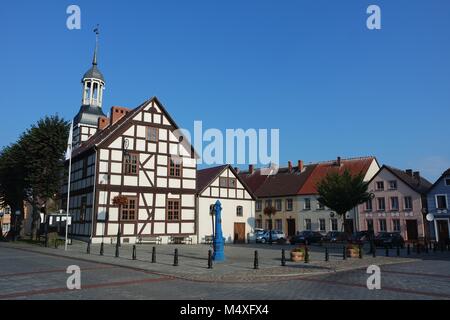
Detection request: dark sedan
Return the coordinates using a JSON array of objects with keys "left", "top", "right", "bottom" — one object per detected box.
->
[
  {"left": 350, "top": 231, "right": 371, "bottom": 244},
  {"left": 290, "top": 231, "right": 324, "bottom": 245},
  {"left": 322, "top": 231, "right": 348, "bottom": 243},
  {"left": 374, "top": 232, "right": 405, "bottom": 248}
]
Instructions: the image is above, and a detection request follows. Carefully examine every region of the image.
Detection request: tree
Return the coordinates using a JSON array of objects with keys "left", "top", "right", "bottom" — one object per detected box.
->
[
  {"left": 263, "top": 205, "right": 277, "bottom": 244},
  {"left": 21, "top": 115, "right": 69, "bottom": 239},
  {"left": 317, "top": 169, "right": 373, "bottom": 236},
  {"left": 0, "top": 143, "right": 27, "bottom": 239}
]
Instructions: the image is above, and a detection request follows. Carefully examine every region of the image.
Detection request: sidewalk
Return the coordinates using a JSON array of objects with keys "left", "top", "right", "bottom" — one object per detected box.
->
[{"left": 1, "top": 241, "right": 431, "bottom": 283}]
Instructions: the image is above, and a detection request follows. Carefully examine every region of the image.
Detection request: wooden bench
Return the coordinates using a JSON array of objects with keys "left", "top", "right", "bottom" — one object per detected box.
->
[
  {"left": 170, "top": 236, "right": 193, "bottom": 245},
  {"left": 203, "top": 235, "right": 214, "bottom": 245},
  {"left": 137, "top": 235, "right": 162, "bottom": 245}
]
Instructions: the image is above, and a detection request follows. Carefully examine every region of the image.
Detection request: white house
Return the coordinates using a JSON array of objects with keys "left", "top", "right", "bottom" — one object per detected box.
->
[{"left": 196, "top": 165, "right": 256, "bottom": 244}]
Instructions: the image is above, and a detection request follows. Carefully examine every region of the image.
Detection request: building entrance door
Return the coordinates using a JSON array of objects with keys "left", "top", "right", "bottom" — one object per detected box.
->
[
  {"left": 406, "top": 220, "right": 419, "bottom": 241},
  {"left": 436, "top": 220, "right": 449, "bottom": 243},
  {"left": 287, "top": 219, "right": 296, "bottom": 237},
  {"left": 234, "top": 223, "right": 246, "bottom": 244}
]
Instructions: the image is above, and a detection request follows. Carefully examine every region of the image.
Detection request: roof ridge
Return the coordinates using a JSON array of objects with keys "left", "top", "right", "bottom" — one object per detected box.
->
[{"left": 315, "top": 156, "right": 375, "bottom": 164}]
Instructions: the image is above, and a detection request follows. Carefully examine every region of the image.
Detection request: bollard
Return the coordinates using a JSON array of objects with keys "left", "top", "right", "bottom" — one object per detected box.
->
[
  {"left": 325, "top": 247, "right": 329, "bottom": 262},
  {"left": 425, "top": 242, "right": 429, "bottom": 254},
  {"left": 359, "top": 244, "right": 363, "bottom": 259},
  {"left": 208, "top": 250, "right": 213, "bottom": 269},
  {"left": 152, "top": 246, "right": 156, "bottom": 263},
  {"left": 254, "top": 250, "right": 259, "bottom": 270},
  {"left": 433, "top": 242, "right": 437, "bottom": 252},
  {"left": 441, "top": 242, "right": 445, "bottom": 253},
  {"left": 132, "top": 245, "right": 136, "bottom": 260},
  {"left": 86, "top": 241, "right": 91, "bottom": 254},
  {"left": 281, "top": 249, "right": 286, "bottom": 267},
  {"left": 100, "top": 242, "right": 104, "bottom": 256},
  {"left": 385, "top": 245, "right": 389, "bottom": 257},
  {"left": 115, "top": 242, "right": 119, "bottom": 258},
  {"left": 304, "top": 247, "right": 310, "bottom": 264},
  {"left": 173, "top": 248, "right": 179, "bottom": 266},
  {"left": 372, "top": 245, "right": 376, "bottom": 258},
  {"left": 55, "top": 239, "right": 58, "bottom": 249},
  {"left": 343, "top": 246, "right": 346, "bottom": 260},
  {"left": 407, "top": 244, "right": 410, "bottom": 255},
  {"left": 417, "top": 243, "right": 421, "bottom": 254},
  {"left": 397, "top": 246, "right": 400, "bottom": 257}
]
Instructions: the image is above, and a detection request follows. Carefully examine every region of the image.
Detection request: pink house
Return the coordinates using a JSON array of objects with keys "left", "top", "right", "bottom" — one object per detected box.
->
[{"left": 358, "top": 165, "right": 432, "bottom": 242}]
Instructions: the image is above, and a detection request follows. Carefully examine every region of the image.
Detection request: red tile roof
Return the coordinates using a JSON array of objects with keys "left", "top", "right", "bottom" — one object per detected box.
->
[
  {"left": 239, "top": 157, "right": 377, "bottom": 198},
  {"left": 299, "top": 157, "right": 377, "bottom": 195}
]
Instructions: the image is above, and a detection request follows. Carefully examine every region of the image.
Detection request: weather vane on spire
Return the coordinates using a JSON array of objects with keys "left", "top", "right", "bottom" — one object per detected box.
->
[
  {"left": 92, "top": 24, "right": 100, "bottom": 66},
  {"left": 94, "top": 24, "right": 100, "bottom": 36}
]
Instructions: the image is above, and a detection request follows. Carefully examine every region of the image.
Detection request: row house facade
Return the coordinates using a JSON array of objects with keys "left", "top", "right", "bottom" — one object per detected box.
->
[
  {"left": 357, "top": 165, "right": 432, "bottom": 241},
  {"left": 239, "top": 157, "right": 380, "bottom": 236},
  {"left": 426, "top": 168, "right": 450, "bottom": 242}
]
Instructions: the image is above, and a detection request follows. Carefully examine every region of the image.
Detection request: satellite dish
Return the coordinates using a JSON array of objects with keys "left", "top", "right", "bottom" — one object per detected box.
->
[{"left": 426, "top": 213, "right": 435, "bottom": 222}]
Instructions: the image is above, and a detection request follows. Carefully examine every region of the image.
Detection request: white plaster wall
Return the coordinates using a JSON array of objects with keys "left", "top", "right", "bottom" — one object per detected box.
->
[{"left": 197, "top": 197, "right": 255, "bottom": 244}]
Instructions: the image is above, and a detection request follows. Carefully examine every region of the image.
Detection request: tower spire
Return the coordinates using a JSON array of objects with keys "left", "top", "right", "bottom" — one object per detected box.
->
[{"left": 93, "top": 25, "right": 99, "bottom": 66}]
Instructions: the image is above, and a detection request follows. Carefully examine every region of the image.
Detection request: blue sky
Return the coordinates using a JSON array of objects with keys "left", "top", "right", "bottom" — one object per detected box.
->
[{"left": 1, "top": 0, "right": 449, "bottom": 180}]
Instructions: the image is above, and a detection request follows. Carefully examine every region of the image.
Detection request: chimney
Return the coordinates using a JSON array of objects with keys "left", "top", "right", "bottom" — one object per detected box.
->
[
  {"left": 413, "top": 171, "right": 421, "bottom": 182},
  {"left": 249, "top": 164, "right": 254, "bottom": 174},
  {"left": 97, "top": 116, "right": 110, "bottom": 130},
  {"left": 110, "top": 106, "right": 131, "bottom": 125},
  {"left": 405, "top": 169, "right": 413, "bottom": 177},
  {"left": 234, "top": 167, "right": 240, "bottom": 174},
  {"left": 298, "top": 160, "right": 304, "bottom": 172},
  {"left": 288, "top": 161, "right": 293, "bottom": 172},
  {"left": 336, "top": 156, "right": 342, "bottom": 166}
]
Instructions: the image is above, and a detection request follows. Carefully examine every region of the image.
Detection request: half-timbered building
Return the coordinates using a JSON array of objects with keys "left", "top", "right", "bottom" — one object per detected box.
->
[{"left": 62, "top": 41, "right": 198, "bottom": 244}]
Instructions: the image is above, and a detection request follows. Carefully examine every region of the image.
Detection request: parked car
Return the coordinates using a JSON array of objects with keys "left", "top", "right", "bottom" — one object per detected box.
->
[
  {"left": 350, "top": 231, "right": 371, "bottom": 244},
  {"left": 256, "top": 230, "right": 286, "bottom": 243},
  {"left": 290, "top": 231, "right": 324, "bottom": 245},
  {"left": 249, "top": 228, "right": 267, "bottom": 242},
  {"left": 374, "top": 232, "right": 405, "bottom": 248},
  {"left": 322, "top": 231, "right": 348, "bottom": 243}
]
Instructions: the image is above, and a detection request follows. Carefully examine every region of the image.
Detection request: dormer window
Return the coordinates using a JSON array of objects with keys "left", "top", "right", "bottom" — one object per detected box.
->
[{"left": 445, "top": 178, "right": 450, "bottom": 186}]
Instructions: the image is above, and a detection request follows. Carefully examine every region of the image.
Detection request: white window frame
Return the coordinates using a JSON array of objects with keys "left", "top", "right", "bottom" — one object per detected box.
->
[
  {"left": 388, "top": 180, "right": 397, "bottom": 190},
  {"left": 319, "top": 219, "right": 326, "bottom": 232},
  {"left": 376, "top": 181, "right": 384, "bottom": 191},
  {"left": 305, "top": 219, "right": 312, "bottom": 231},
  {"left": 390, "top": 197, "right": 399, "bottom": 211},
  {"left": 435, "top": 194, "right": 448, "bottom": 210},
  {"left": 304, "top": 198, "right": 311, "bottom": 210},
  {"left": 377, "top": 197, "right": 386, "bottom": 211},
  {"left": 330, "top": 218, "right": 338, "bottom": 231}
]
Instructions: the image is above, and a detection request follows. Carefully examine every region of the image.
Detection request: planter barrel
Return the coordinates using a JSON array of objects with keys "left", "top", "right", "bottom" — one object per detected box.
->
[
  {"left": 290, "top": 251, "right": 305, "bottom": 262},
  {"left": 346, "top": 247, "right": 360, "bottom": 258}
]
